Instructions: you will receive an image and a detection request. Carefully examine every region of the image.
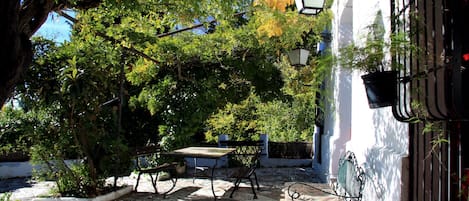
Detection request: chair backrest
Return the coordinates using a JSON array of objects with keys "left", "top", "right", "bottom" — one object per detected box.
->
[
  {"left": 135, "top": 145, "right": 162, "bottom": 156},
  {"left": 337, "top": 151, "right": 366, "bottom": 200},
  {"left": 219, "top": 140, "right": 264, "bottom": 168},
  {"left": 133, "top": 145, "right": 163, "bottom": 170}
]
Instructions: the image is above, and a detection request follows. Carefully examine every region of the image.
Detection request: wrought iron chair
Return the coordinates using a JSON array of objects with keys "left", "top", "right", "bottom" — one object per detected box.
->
[
  {"left": 333, "top": 151, "right": 366, "bottom": 200},
  {"left": 133, "top": 145, "right": 178, "bottom": 198},
  {"left": 219, "top": 140, "right": 264, "bottom": 199},
  {"left": 287, "top": 151, "right": 366, "bottom": 201}
]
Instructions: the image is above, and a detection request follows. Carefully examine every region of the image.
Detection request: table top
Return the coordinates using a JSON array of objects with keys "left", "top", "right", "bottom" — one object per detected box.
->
[{"left": 165, "top": 146, "right": 236, "bottom": 159}]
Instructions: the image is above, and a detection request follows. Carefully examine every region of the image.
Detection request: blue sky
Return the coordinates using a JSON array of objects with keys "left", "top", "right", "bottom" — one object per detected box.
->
[{"left": 34, "top": 11, "right": 73, "bottom": 43}]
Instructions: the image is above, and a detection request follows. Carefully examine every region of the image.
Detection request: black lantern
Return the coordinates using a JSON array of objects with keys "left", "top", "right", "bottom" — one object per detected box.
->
[
  {"left": 288, "top": 48, "right": 310, "bottom": 67},
  {"left": 295, "top": 0, "right": 325, "bottom": 15}
]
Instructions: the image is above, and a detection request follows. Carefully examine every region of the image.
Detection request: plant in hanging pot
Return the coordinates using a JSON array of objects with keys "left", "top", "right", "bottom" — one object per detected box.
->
[
  {"left": 360, "top": 70, "right": 398, "bottom": 108},
  {"left": 338, "top": 23, "right": 410, "bottom": 108}
]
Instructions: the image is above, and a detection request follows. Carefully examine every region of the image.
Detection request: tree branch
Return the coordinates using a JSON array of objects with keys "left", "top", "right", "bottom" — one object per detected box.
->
[
  {"left": 19, "top": 0, "right": 102, "bottom": 37},
  {"left": 19, "top": 0, "right": 57, "bottom": 37},
  {"left": 58, "top": 9, "right": 77, "bottom": 23},
  {"left": 58, "top": 10, "right": 160, "bottom": 64},
  {"left": 156, "top": 12, "right": 246, "bottom": 38},
  {"left": 58, "top": 11, "right": 247, "bottom": 65}
]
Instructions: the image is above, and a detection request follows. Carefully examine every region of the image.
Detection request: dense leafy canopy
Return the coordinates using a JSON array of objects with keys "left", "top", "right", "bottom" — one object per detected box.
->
[{"left": 63, "top": 0, "right": 331, "bottom": 147}]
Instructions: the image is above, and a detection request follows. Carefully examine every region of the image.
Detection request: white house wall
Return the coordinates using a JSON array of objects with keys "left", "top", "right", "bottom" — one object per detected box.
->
[
  {"left": 316, "top": 0, "right": 410, "bottom": 200},
  {"left": 313, "top": 0, "right": 353, "bottom": 180}
]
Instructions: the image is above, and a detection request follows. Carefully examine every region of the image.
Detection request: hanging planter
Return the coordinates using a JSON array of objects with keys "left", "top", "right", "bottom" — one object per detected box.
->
[
  {"left": 337, "top": 12, "right": 416, "bottom": 109},
  {"left": 361, "top": 71, "right": 397, "bottom": 108}
]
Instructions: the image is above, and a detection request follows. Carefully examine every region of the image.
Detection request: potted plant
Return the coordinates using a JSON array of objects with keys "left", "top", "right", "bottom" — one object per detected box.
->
[{"left": 339, "top": 21, "right": 411, "bottom": 108}]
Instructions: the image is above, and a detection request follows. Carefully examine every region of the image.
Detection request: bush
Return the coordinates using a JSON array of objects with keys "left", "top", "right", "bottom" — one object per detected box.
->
[
  {"left": 0, "top": 107, "right": 35, "bottom": 156},
  {"left": 205, "top": 91, "right": 316, "bottom": 142}
]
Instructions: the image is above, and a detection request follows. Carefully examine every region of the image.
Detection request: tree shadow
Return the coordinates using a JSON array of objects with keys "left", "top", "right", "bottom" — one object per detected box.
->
[
  {"left": 0, "top": 177, "right": 32, "bottom": 193},
  {"left": 117, "top": 186, "right": 203, "bottom": 200}
]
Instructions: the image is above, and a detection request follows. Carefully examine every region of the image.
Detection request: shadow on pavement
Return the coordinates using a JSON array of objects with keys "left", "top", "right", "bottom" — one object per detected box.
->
[
  {"left": 0, "top": 177, "right": 33, "bottom": 193},
  {"left": 117, "top": 187, "right": 204, "bottom": 200}
]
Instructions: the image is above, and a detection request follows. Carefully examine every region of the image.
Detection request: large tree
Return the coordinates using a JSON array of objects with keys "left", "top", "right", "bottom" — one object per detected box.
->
[
  {"left": 0, "top": 0, "right": 102, "bottom": 107},
  {"left": 71, "top": 0, "right": 322, "bottom": 148}
]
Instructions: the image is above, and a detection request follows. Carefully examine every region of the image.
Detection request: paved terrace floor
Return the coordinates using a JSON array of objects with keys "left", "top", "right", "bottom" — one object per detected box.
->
[{"left": 1, "top": 167, "right": 339, "bottom": 201}]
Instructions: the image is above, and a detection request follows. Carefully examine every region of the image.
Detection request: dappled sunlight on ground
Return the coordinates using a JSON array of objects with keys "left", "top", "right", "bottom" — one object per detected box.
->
[{"left": 1, "top": 168, "right": 339, "bottom": 201}]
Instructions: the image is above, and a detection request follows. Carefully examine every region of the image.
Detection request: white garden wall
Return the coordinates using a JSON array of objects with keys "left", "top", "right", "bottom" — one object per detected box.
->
[
  {"left": 313, "top": 0, "right": 409, "bottom": 200},
  {"left": 0, "top": 160, "right": 80, "bottom": 179},
  {"left": 0, "top": 162, "right": 34, "bottom": 179}
]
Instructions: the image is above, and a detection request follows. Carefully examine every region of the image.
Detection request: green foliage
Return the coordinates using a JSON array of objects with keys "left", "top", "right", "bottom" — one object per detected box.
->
[
  {"left": 338, "top": 12, "right": 386, "bottom": 73},
  {"left": 257, "top": 99, "right": 314, "bottom": 141},
  {"left": 205, "top": 50, "right": 332, "bottom": 142},
  {"left": 71, "top": 0, "right": 287, "bottom": 149},
  {"left": 12, "top": 36, "right": 136, "bottom": 197},
  {"left": 338, "top": 11, "right": 416, "bottom": 73},
  {"left": 0, "top": 192, "right": 12, "bottom": 201},
  {"left": 33, "top": 159, "right": 100, "bottom": 198},
  {"left": 64, "top": 0, "right": 334, "bottom": 148},
  {"left": 16, "top": 37, "right": 62, "bottom": 109},
  {"left": 205, "top": 91, "right": 316, "bottom": 142},
  {"left": 0, "top": 107, "right": 33, "bottom": 154},
  {"left": 205, "top": 92, "right": 261, "bottom": 142}
]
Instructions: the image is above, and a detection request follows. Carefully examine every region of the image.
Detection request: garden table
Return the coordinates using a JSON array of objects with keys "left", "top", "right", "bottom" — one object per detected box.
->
[{"left": 164, "top": 146, "right": 236, "bottom": 200}]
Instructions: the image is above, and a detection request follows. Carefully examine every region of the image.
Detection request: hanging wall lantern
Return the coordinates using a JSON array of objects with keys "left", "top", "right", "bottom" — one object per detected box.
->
[
  {"left": 295, "top": 0, "right": 325, "bottom": 15},
  {"left": 288, "top": 48, "right": 310, "bottom": 67}
]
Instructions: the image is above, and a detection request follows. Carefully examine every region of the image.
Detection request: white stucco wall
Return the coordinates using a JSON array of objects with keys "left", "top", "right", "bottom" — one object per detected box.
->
[{"left": 315, "top": 0, "right": 409, "bottom": 200}]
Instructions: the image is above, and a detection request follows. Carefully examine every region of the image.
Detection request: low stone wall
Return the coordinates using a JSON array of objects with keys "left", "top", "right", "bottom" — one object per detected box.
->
[
  {"left": 0, "top": 161, "right": 33, "bottom": 179},
  {"left": 0, "top": 160, "right": 80, "bottom": 179},
  {"left": 183, "top": 134, "right": 313, "bottom": 168},
  {"left": 268, "top": 142, "right": 313, "bottom": 159},
  {"left": 1, "top": 134, "right": 314, "bottom": 179}
]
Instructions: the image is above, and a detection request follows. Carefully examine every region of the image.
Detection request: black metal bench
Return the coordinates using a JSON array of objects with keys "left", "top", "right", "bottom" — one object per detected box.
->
[
  {"left": 287, "top": 151, "right": 366, "bottom": 201},
  {"left": 219, "top": 140, "right": 264, "bottom": 199},
  {"left": 133, "top": 145, "right": 178, "bottom": 198}
]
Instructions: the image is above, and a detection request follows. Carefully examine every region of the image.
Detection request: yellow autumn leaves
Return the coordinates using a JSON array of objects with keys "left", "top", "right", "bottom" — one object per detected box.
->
[
  {"left": 255, "top": 0, "right": 296, "bottom": 38},
  {"left": 255, "top": 0, "right": 295, "bottom": 12},
  {"left": 257, "top": 19, "right": 283, "bottom": 37}
]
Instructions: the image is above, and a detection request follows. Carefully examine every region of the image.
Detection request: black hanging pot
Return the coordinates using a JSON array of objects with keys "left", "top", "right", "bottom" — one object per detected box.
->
[{"left": 361, "top": 71, "right": 398, "bottom": 108}]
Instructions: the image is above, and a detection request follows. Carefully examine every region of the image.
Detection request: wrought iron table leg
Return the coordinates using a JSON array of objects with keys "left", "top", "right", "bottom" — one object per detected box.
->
[
  {"left": 193, "top": 158, "right": 197, "bottom": 183},
  {"left": 211, "top": 158, "right": 219, "bottom": 200}
]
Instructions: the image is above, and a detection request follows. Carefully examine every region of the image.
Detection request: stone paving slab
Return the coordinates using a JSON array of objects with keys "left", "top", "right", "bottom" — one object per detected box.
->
[
  {"left": 0, "top": 167, "right": 333, "bottom": 201},
  {"left": 0, "top": 178, "right": 55, "bottom": 201},
  {"left": 283, "top": 182, "right": 340, "bottom": 201}
]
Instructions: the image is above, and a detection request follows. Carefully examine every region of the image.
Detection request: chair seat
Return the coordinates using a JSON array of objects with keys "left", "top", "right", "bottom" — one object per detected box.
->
[
  {"left": 133, "top": 146, "right": 179, "bottom": 198},
  {"left": 229, "top": 167, "right": 251, "bottom": 178},
  {"left": 139, "top": 162, "right": 176, "bottom": 173}
]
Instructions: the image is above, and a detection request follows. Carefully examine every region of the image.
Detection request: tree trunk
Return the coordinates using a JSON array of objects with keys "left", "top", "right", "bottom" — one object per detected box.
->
[
  {"left": 0, "top": 0, "right": 101, "bottom": 107},
  {"left": 0, "top": 1, "right": 33, "bottom": 107}
]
